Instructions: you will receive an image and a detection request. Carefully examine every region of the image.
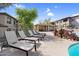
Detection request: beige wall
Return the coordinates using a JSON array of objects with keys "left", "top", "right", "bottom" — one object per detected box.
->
[
  {"left": 0, "top": 27, "right": 7, "bottom": 38},
  {"left": 0, "top": 14, "right": 5, "bottom": 25},
  {"left": 34, "top": 25, "right": 39, "bottom": 31}
]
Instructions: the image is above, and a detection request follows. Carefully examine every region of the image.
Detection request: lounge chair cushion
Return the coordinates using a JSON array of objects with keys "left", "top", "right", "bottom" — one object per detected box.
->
[
  {"left": 10, "top": 41, "right": 34, "bottom": 51},
  {"left": 5, "top": 31, "right": 18, "bottom": 44},
  {"left": 18, "top": 31, "right": 27, "bottom": 38}
]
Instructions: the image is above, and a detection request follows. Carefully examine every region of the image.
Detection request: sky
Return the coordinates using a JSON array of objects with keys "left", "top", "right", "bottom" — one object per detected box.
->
[{"left": 0, "top": 3, "right": 79, "bottom": 24}]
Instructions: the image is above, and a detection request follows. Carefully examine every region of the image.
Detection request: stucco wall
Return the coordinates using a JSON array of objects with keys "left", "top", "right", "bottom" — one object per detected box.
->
[
  {"left": 0, "top": 14, "right": 5, "bottom": 24},
  {"left": 71, "top": 18, "right": 79, "bottom": 28},
  {"left": 0, "top": 27, "right": 7, "bottom": 37},
  {"left": 0, "top": 27, "right": 7, "bottom": 42}
]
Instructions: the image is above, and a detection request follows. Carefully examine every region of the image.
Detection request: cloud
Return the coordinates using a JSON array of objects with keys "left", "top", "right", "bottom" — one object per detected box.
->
[
  {"left": 14, "top": 4, "right": 25, "bottom": 8},
  {"left": 47, "top": 12, "right": 54, "bottom": 16},
  {"left": 46, "top": 8, "right": 50, "bottom": 12},
  {"left": 46, "top": 8, "right": 54, "bottom": 17},
  {"left": 72, "top": 13, "right": 79, "bottom": 16}
]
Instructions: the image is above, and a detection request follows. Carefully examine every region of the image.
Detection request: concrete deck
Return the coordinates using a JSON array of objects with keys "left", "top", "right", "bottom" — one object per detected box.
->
[{"left": 0, "top": 32, "right": 77, "bottom": 56}]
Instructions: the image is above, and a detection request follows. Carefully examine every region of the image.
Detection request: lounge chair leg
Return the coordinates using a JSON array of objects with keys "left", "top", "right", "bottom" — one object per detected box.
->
[
  {"left": 34, "top": 41, "right": 37, "bottom": 51},
  {"left": 35, "top": 44, "right": 37, "bottom": 51},
  {"left": 1, "top": 45, "right": 3, "bottom": 52},
  {"left": 1, "top": 47, "right": 2, "bottom": 52},
  {"left": 26, "top": 51, "right": 28, "bottom": 56},
  {"left": 33, "top": 41, "right": 37, "bottom": 51}
]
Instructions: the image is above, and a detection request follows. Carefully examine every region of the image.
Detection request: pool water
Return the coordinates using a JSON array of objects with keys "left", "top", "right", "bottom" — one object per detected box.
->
[{"left": 68, "top": 43, "right": 79, "bottom": 56}]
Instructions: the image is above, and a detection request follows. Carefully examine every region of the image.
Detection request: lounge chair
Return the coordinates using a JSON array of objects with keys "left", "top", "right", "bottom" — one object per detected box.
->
[
  {"left": 32, "top": 29, "right": 46, "bottom": 37},
  {"left": 3, "top": 31, "right": 36, "bottom": 56},
  {"left": 28, "top": 30, "right": 44, "bottom": 40},
  {"left": 18, "top": 31, "right": 40, "bottom": 43}
]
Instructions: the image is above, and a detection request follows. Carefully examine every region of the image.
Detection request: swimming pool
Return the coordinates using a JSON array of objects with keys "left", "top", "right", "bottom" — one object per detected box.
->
[{"left": 68, "top": 42, "right": 79, "bottom": 56}]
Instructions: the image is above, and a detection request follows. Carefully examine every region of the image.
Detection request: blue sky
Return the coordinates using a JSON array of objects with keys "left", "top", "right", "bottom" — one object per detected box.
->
[{"left": 0, "top": 3, "right": 79, "bottom": 24}]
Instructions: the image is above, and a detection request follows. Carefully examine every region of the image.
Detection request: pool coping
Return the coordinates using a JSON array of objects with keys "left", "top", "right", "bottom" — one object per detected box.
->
[{"left": 68, "top": 42, "right": 79, "bottom": 50}]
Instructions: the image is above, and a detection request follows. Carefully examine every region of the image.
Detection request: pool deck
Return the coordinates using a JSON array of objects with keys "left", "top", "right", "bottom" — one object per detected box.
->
[{"left": 0, "top": 32, "right": 77, "bottom": 56}]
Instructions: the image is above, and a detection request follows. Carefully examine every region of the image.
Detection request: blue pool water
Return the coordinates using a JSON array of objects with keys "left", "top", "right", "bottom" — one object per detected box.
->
[{"left": 68, "top": 43, "right": 79, "bottom": 56}]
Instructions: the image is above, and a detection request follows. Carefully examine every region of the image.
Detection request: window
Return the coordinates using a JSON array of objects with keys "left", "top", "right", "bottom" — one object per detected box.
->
[
  {"left": 7, "top": 16, "right": 11, "bottom": 24},
  {"left": 14, "top": 21, "right": 16, "bottom": 25},
  {"left": 7, "top": 20, "right": 11, "bottom": 24}
]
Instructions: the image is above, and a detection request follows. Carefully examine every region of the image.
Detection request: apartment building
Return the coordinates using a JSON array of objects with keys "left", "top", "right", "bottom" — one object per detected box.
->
[
  {"left": 54, "top": 17, "right": 71, "bottom": 29},
  {"left": 54, "top": 15, "right": 79, "bottom": 29},
  {"left": 0, "top": 13, "right": 18, "bottom": 42}
]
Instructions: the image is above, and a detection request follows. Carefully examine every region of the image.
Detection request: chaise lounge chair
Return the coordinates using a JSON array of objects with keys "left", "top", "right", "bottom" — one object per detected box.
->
[
  {"left": 18, "top": 31, "right": 40, "bottom": 43},
  {"left": 3, "top": 31, "right": 36, "bottom": 56},
  {"left": 32, "top": 29, "right": 46, "bottom": 37},
  {"left": 28, "top": 30, "right": 44, "bottom": 40}
]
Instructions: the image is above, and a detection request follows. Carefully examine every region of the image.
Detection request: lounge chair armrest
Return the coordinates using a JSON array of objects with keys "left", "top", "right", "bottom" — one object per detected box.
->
[
  {"left": 18, "top": 38, "right": 35, "bottom": 43},
  {"left": 18, "top": 38, "right": 33, "bottom": 41},
  {"left": 27, "top": 35, "right": 33, "bottom": 37}
]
